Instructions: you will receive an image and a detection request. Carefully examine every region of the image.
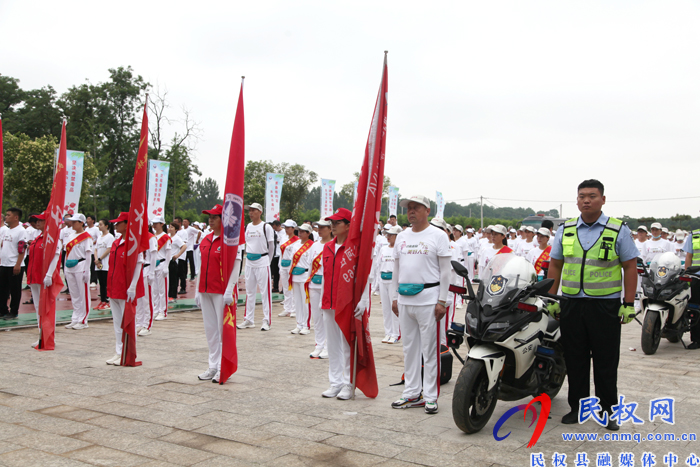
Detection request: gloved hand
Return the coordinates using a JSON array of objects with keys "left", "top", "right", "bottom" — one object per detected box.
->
[
  {"left": 546, "top": 301, "right": 561, "bottom": 318},
  {"left": 43, "top": 274, "right": 53, "bottom": 288},
  {"left": 354, "top": 299, "right": 369, "bottom": 319},
  {"left": 195, "top": 292, "right": 202, "bottom": 309},
  {"left": 127, "top": 285, "right": 137, "bottom": 303},
  {"left": 224, "top": 291, "right": 234, "bottom": 306},
  {"left": 619, "top": 304, "right": 636, "bottom": 324}
]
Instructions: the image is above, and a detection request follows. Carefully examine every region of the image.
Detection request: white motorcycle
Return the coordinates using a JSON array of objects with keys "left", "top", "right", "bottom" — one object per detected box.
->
[
  {"left": 638, "top": 252, "right": 700, "bottom": 355},
  {"left": 448, "top": 253, "right": 566, "bottom": 434}
]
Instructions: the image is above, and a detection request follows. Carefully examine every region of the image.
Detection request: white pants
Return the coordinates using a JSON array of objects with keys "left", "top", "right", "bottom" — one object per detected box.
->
[
  {"left": 152, "top": 269, "right": 167, "bottom": 317},
  {"left": 30, "top": 283, "right": 41, "bottom": 328},
  {"left": 136, "top": 276, "right": 153, "bottom": 330},
  {"left": 379, "top": 280, "right": 400, "bottom": 339},
  {"left": 322, "top": 308, "right": 350, "bottom": 388},
  {"left": 309, "top": 287, "right": 325, "bottom": 349},
  {"left": 372, "top": 271, "right": 381, "bottom": 294},
  {"left": 399, "top": 304, "right": 442, "bottom": 403},
  {"left": 292, "top": 282, "right": 310, "bottom": 330},
  {"left": 201, "top": 292, "right": 224, "bottom": 370},
  {"left": 111, "top": 299, "right": 126, "bottom": 355},
  {"left": 466, "top": 254, "right": 476, "bottom": 282},
  {"left": 244, "top": 265, "right": 272, "bottom": 325},
  {"left": 194, "top": 247, "right": 201, "bottom": 275},
  {"left": 65, "top": 271, "right": 89, "bottom": 325},
  {"left": 280, "top": 268, "right": 295, "bottom": 314}
]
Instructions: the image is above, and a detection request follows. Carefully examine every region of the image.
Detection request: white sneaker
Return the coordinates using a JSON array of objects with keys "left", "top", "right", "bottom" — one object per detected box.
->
[
  {"left": 290, "top": 327, "right": 301, "bottom": 334},
  {"left": 154, "top": 313, "right": 166, "bottom": 321},
  {"left": 236, "top": 320, "right": 254, "bottom": 329},
  {"left": 381, "top": 335, "right": 390, "bottom": 343},
  {"left": 198, "top": 368, "right": 217, "bottom": 380},
  {"left": 310, "top": 347, "right": 322, "bottom": 358},
  {"left": 138, "top": 328, "right": 152, "bottom": 336},
  {"left": 337, "top": 385, "right": 354, "bottom": 400},
  {"left": 261, "top": 320, "right": 270, "bottom": 331},
  {"left": 322, "top": 386, "right": 343, "bottom": 398},
  {"left": 106, "top": 354, "right": 120, "bottom": 365},
  {"left": 387, "top": 337, "right": 398, "bottom": 344},
  {"left": 72, "top": 323, "right": 89, "bottom": 330},
  {"left": 299, "top": 327, "right": 310, "bottom": 335},
  {"left": 30, "top": 340, "right": 39, "bottom": 348},
  {"left": 64, "top": 322, "right": 76, "bottom": 329},
  {"left": 136, "top": 326, "right": 143, "bottom": 334},
  {"left": 278, "top": 311, "right": 290, "bottom": 317},
  {"left": 90, "top": 282, "right": 97, "bottom": 289},
  {"left": 456, "top": 304, "right": 464, "bottom": 309},
  {"left": 290, "top": 312, "right": 296, "bottom": 318},
  {"left": 373, "top": 291, "right": 379, "bottom": 296},
  {"left": 319, "top": 349, "right": 329, "bottom": 359},
  {"left": 212, "top": 371, "right": 221, "bottom": 384}
]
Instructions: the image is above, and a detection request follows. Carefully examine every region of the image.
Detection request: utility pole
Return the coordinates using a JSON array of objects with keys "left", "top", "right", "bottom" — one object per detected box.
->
[
  {"left": 480, "top": 196, "right": 484, "bottom": 229},
  {"left": 560, "top": 204, "right": 563, "bottom": 219}
]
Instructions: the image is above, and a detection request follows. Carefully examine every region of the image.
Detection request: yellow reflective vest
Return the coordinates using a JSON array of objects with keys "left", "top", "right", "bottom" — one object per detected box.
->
[{"left": 692, "top": 230, "right": 700, "bottom": 267}]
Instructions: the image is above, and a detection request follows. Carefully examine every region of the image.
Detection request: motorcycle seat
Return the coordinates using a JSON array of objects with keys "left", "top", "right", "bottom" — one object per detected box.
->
[{"left": 547, "top": 316, "right": 559, "bottom": 333}]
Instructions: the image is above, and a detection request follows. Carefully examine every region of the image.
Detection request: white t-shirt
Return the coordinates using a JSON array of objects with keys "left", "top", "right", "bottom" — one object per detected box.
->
[
  {"left": 634, "top": 239, "right": 646, "bottom": 258},
  {"left": 526, "top": 245, "right": 548, "bottom": 267},
  {"left": 86, "top": 226, "right": 100, "bottom": 245},
  {"left": 288, "top": 240, "right": 315, "bottom": 283},
  {"left": 394, "top": 225, "right": 451, "bottom": 306},
  {"left": 378, "top": 244, "right": 395, "bottom": 279},
  {"left": 184, "top": 226, "right": 200, "bottom": 252},
  {"left": 60, "top": 226, "right": 73, "bottom": 251},
  {"left": 307, "top": 241, "right": 325, "bottom": 290},
  {"left": 275, "top": 230, "right": 288, "bottom": 257},
  {"left": 374, "top": 234, "right": 388, "bottom": 256},
  {"left": 450, "top": 240, "right": 464, "bottom": 263},
  {"left": 64, "top": 231, "right": 93, "bottom": 273},
  {"left": 95, "top": 233, "right": 115, "bottom": 272},
  {"left": 176, "top": 228, "right": 188, "bottom": 255},
  {"left": 515, "top": 239, "right": 536, "bottom": 258},
  {"left": 170, "top": 233, "right": 185, "bottom": 259},
  {"left": 643, "top": 239, "right": 673, "bottom": 264},
  {"left": 154, "top": 232, "right": 172, "bottom": 262},
  {"left": 245, "top": 222, "right": 274, "bottom": 268},
  {"left": 0, "top": 225, "right": 28, "bottom": 267},
  {"left": 673, "top": 241, "right": 686, "bottom": 259}
]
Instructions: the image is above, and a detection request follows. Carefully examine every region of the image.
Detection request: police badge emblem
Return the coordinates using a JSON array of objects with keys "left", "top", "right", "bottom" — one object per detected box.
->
[
  {"left": 657, "top": 266, "right": 667, "bottom": 278},
  {"left": 488, "top": 275, "right": 508, "bottom": 296}
]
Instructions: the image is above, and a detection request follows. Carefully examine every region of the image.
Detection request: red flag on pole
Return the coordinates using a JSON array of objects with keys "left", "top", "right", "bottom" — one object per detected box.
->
[
  {"left": 335, "top": 52, "right": 389, "bottom": 399},
  {"left": 0, "top": 115, "right": 4, "bottom": 211},
  {"left": 121, "top": 99, "right": 150, "bottom": 366},
  {"left": 219, "top": 78, "right": 246, "bottom": 384},
  {"left": 37, "top": 120, "right": 67, "bottom": 350}
]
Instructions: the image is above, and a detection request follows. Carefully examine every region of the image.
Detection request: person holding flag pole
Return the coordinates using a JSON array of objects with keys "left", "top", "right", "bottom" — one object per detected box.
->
[
  {"left": 306, "top": 219, "right": 332, "bottom": 359},
  {"left": 135, "top": 227, "right": 158, "bottom": 335},
  {"left": 148, "top": 216, "right": 172, "bottom": 325}
]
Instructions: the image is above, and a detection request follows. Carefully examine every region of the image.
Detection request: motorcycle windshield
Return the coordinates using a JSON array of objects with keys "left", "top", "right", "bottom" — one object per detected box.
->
[
  {"left": 479, "top": 253, "right": 537, "bottom": 310},
  {"left": 649, "top": 252, "right": 682, "bottom": 288}
]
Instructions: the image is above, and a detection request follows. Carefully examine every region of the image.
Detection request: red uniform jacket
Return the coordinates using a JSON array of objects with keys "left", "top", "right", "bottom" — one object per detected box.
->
[
  {"left": 321, "top": 238, "right": 345, "bottom": 310},
  {"left": 198, "top": 233, "right": 224, "bottom": 294},
  {"left": 26, "top": 233, "right": 44, "bottom": 285},
  {"left": 107, "top": 238, "right": 145, "bottom": 300}
]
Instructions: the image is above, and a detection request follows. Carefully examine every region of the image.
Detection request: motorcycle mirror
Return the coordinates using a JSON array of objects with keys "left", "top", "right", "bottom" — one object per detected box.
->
[
  {"left": 685, "top": 266, "right": 700, "bottom": 274},
  {"left": 451, "top": 260, "right": 476, "bottom": 299},
  {"left": 531, "top": 278, "right": 554, "bottom": 292}
]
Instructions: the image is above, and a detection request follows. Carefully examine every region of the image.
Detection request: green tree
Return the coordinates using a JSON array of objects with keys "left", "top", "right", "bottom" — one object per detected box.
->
[
  {"left": 182, "top": 177, "right": 221, "bottom": 213},
  {"left": 277, "top": 162, "right": 317, "bottom": 221},
  {"left": 670, "top": 214, "right": 692, "bottom": 230},
  {"left": 338, "top": 172, "right": 392, "bottom": 211},
  {"left": 243, "top": 160, "right": 277, "bottom": 208},
  {"left": 0, "top": 74, "right": 23, "bottom": 118}
]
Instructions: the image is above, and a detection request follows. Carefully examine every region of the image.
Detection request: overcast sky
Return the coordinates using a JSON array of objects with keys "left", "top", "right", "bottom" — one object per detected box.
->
[{"left": 3, "top": 0, "right": 700, "bottom": 219}]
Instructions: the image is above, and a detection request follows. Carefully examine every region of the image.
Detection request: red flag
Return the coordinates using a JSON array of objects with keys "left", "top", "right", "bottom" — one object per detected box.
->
[
  {"left": 335, "top": 53, "right": 388, "bottom": 398},
  {"left": 37, "top": 121, "right": 67, "bottom": 350},
  {"left": 219, "top": 79, "right": 246, "bottom": 384},
  {"left": 121, "top": 100, "right": 150, "bottom": 366},
  {"left": 0, "top": 115, "right": 3, "bottom": 211}
]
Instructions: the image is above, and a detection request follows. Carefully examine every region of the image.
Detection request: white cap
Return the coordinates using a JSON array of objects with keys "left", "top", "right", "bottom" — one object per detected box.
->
[
  {"left": 466, "top": 228, "right": 475, "bottom": 233},
  {"left": 67, "top": 213, "right": 86, "bottom": 224},
  {"left": 430, "top": 217, "right": 449, "bottom": 231},
  {"left": 661, "top": 227, "right": 669, "bottom": 234},
  {"left": 509, "top": 228, "right": 516, "bottom": 233},
  {"left": 676, "top": 232, "right": 686, "bottom": 241},
  {"left": 387, "top": 225, "right": 402, "bottom": 235},
  {"left": 316, "top": 219, "right": 331, "bottom": 227},
  {"left": 383, "top": 223, "right": 391, "bottom": 230},
  {"left": 518, "top": 226, "right": 525, "bottom": 231},
  {"left": 298, "top": 224, "right": 313, "bottom": 233},
  {"left": 637, "top": 225, "right": 648, "bottom": 233},
  {"left": 491, "top": 224, "right": 508, "bottom": 236},
  {"left": 245, "top": 202, "right": 263, "bottom": 212},
  {"left": 650, "top": 222, "right": 662, "bottom": 230},
  {"left": 281, "top": 219, "right": 297, "bottom": 228},
  {"left": 537, "top": 227, "right": 552, "bottom": 237},
  {"left": 151, "top": 215, "right": 165, "bottom": 224},
  {"left": 526, "top": 226, "right": 537, "bottom": 233},
  {"left": 453, "top": 225, "right": 464, "bottom": 233},
  {"left": 399, "top": 195, "right": 430, "bottom": 209},
  {"left": 485, "top": 225, "right": 494, "bottom": 232}
]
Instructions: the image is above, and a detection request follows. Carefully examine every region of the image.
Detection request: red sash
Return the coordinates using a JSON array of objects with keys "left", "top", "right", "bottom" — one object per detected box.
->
[
  {"left": 288, "top": 240, "right": 314, "bottom": 290},
  {"left": 157, "top": 233, "right": 171, "bottom": 251},
  {"left": 65, "top": 231, "right": 91, "bottom": 257},
  {"left": 534, "top": 246, "right": 552, "bottom": 273},
  {"left": 496, "top": 246, "right": 513, "bottom": 255},
  {"left": 304, "top": 252, "right": 323, "bottom": 303},
  {"left": 280, "top": 236, "right": 299, "bottom": 257}
]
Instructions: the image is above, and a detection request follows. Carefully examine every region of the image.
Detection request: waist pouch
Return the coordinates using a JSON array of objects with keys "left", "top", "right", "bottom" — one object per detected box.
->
[
  {"left": 247, "top": 252, "right": 268, "bottom": 261},
  {"left": 467, "top": 252, "right": 473, "bottom": 256},
  {"left": 194, "top": 244, "right": 199, "bottom": 250},
  {"left": 381, "top": 271, "right": 393, "bottom": 280},
  {"left": 292, "top": 267, "right": 308, "bottom": 275},
  {"left": 311, "top": 274, "right": 322, "bottom": 284},
  {"left": 280, "top": 259, "right": 292, "bottom": 267},
  {"left": 143, "top": 263, "right": 151, "bottom": 268},
  {"left": 398, "top": 282, "right": 439, "bottom": 296},
  {"left": 65, "top": 258, "right": 85, "bottom": 269},
  {"left": 156, "top": 259, "right": 164, "bottom": 267}
]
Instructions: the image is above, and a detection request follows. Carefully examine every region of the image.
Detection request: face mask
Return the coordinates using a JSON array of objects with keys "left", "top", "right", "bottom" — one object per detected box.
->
[{"left": 652, "top": 235, "right": 661, "bottom": 239}]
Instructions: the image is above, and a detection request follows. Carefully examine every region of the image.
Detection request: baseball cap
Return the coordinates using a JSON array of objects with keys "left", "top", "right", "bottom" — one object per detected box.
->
[
  {"left": 509, "top": 228, "right": 517, "bottom": 233},
  {"left": 491, "top": 224, "right": 508, "bottom": 236},
  {"left": 537, "top": 227, "right": 552, "bottom": 237},
  {"left": 430, "top": 217, "right": 449, "bottom": 231},
  {"left": 67, "top": 213, "right": 86, "bottom": 224},
  {"left": 526, "top": 226, "right": 537, "bottom": 233},
  {"left": 650, "top": 222, "right": 662, "bottom": 230},
  {"left": 661, "top": 227, "right": 669, "bottom": 234},
  {"left": 676, "top": 232, "right": 686, "bottom": 241},
  {"left": 298, "top": 224, "right": 313, "bottom": 233},
  {"left": 315, "top": 219, "right": 331, "bottom": 227},
  {"left": 151, "top": 215, "right": 165, "bottom": 224},
  {"left": 383, "top": 223, "right": 391, "bottom": 230},
  {"left": 637, "top": 225, "right": 648, "bottom": 233},
  {"left": 245, "top": 202, "right": 263, "bottom": 212},
  {"left": 454, "top": 225, "right": 464, "bottom": 233},
  {"left": 202, "top": 204, "right": 223, "bottom": 216},
  {"left": 282, "top": 219, "right": 297, "bottom": 228},
  {"left": 110, "top": 212, "right": 130, "bottom": 224},
  {"left": 387, "top": 225, "right": 402, "bottom": 235},
  {"left": 325, "top": 208, "right": 352, "bottom": 222},
  {"left": 32, "top": 212, "right": 47, "bottom": 221},
  {"left": 399, "top": 195, "right": 430, "bottom": 209},
  {"left": 466, "top": 228, "right": 475, "bottom": 233}
]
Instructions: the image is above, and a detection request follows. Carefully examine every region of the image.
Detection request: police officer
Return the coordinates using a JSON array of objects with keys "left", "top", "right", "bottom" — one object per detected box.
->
[
  {"left": 547, "top": 179, "right": 639, "bottom": 430},
  {"left": 683, "top": 227, "right": 700, "bottom": 349}
]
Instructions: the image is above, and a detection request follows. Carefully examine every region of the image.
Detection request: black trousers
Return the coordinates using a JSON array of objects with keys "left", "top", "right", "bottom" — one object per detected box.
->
[
  {"left": 61, "top": 250, "right": 69, "bottom": 292},
  {"left": 689, "top": 278, "right": 700, "bottom": 343},
  {"left": 186, "top": 250, "right": 196, "bottom": 280},
  {"left": 90, "top": 256, "right": 97, "bottom": 284},
  {"left": 560, "top": 297, "right": 621, "bottom": 413},
  {"left": 178, "top": 259, "right": 187, "bottom": 291},
  {"left": 270, "top": 256, "right": 280, "bottom": 292},
  {"left": 0, "top": 266, "right": 23, "bottom": 315},
  {"left": 169, "top": 260, "right": 179, "bottom": 299},
  {"left": 96, "top": 270, "right": 109, "bottom": 303}
]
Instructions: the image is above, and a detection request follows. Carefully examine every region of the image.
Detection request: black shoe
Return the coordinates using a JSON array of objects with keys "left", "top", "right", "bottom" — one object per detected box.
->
[
  {"left": 562, "top": 412, "right": 578, "bottom": 424},
  {"left": 606, "top": 418, "right": 619, "bottom": 431},
  {"left": 688, "top": 342, "right": 700, "bottom": 350},
  {"left": 2, "top": 314, "right": 18, "bottom": 320},
  {"left": 23, "top": 285, "right": 30, "bottom": 290},
  {"left": 177, "top": 289, "right": 187, "bottom": 295},
  {"left": 61, "top": 289, "right": 70, "bottom": 294}
]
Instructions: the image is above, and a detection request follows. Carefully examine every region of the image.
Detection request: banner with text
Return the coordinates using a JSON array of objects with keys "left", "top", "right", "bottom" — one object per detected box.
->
[
  {"left": 61, "top": 150, "right": 85, "bottom": 216},
  {"left": 435, "top": 191, "right": 445, "bottom": 219},
  {"left": 321, "top": 178, "right": 336, "bottom": 219},
  {"left": 265, "top": 173, "right": 284, "bottom": 222},
  {"left": 388, "top": 186, "right": 399, "bottom": 217},
  {"left": 148, "top": 160, "right": 170, "bottom": 219}
]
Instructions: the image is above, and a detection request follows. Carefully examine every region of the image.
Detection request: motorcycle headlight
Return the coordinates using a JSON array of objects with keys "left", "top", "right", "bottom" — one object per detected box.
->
[
  {"left": 487, "top": 322, "right": 509, "bottom": 331},
  {"left": 466, "top": 312, "right": 478, "bottom": 329}
]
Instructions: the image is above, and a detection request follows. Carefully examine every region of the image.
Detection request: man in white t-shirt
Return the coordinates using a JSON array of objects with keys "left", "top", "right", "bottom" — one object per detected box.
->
[
  {"left": 643, "top": 222, "right": 673, "bottom": 264},
  {"left": 0, "top": 208, "right": 28, "bottom": 320},
  {"left": 85, "top": 215, "right": 100, "bottom": 287},
  {"left": 237, "top": 203, "right": 275, "bottom": 331},
  {"left": 183, "top": 218, "right": 202, "bottom": 281},
  {"left": 391, "top": 195, "right": 451, "bottom": 415},
  {"left": 174, "top": 218, "right": 189, "bottom": 294}
]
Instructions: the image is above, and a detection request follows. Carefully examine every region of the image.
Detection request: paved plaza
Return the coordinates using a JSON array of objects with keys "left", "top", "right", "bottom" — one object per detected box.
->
[{"left": 1, "top": 298, "right": 699, "bottom": 466}]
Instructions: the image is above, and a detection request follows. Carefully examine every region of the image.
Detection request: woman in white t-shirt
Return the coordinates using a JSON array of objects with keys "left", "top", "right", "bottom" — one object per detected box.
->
[
  {"left": 307, "top": 220, "right": 332, "bottom": 359},
  {"left": 287, "top": 224, "right": 316, "bottom": 334},
  {"left": 168, "top": 225, "right": 187, "bottom": 302},
  {"left": 94, "top": 219, "right": 115, "bottom": 311},
  {"left": 378, "top": 226, "right": 401, "bottom": 344}
]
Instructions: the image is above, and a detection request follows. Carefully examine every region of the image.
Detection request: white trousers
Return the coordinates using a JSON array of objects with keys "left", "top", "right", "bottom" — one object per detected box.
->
[
  {"left": 466, "top": 254, "right": 476, "bottom": 282},
  {"left": 201, "top": 292, "right": 224, "bottom": 370},
  {"left": 399, "top": 304, "right": 442, "bottom": 403},
  {"left": 136, "top": 276, "right": 153, "bottom": 330},
  {"left": 244, "top": 265, "right": 272, "bottom": 325},
  {"left": 379, "top": 280, "right": 400, "bottom": 339},
  {"left": 309, "top": 287, "right": 325, "bottom": 349},
  {"left": 292, "top": 282, "right": 310, "bottom": 330},
  {"left": 280, "top": 268, "right": 295, "bottom": 314},
  {"left": 322, "top": 308, "right": 350, "bottom": 388},
  {"left": 65, "top": 271, "right": 89, "bottom": 325},
  {"left": 152, "top": 269, "right": 167, "bottom": 317},
  {"left": 111, "top": 299, "right": 126, "bottom": 355},
  {"left": 30, "top": 283, "right": 41, "bottom": 328},
  {"left": 194, "top": 247, "right": 201, "bottom": 275}
]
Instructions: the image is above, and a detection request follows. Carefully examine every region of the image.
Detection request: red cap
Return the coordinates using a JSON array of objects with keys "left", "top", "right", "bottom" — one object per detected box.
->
[
  {"left": 202, "top": 204, "right": 223, "bottom": 216},
  {"left": 109, "top": 212, "right": 130, "bottom": 224},
  {"left": 30, "top": 212, "right": 47, "bottom": 221},
  {"left": 325, "top": 208, "right": 352, "bottom": 222}
]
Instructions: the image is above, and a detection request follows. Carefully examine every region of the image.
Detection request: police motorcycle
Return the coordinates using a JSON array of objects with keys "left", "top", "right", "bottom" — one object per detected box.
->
[
  {"left": 638, "top": 252, "right": 700, "bottom": 355},
  {"left": 447, "top": 253, "right": 567, "bottom": 434}
]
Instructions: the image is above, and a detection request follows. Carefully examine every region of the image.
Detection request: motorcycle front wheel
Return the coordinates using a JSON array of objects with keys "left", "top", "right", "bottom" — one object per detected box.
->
[
  {"left": 452, "top": 359, "right": 499, "bottom": 434},
  {"left": 641, "top": 311, "right": 661, "bottom": 355}
]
